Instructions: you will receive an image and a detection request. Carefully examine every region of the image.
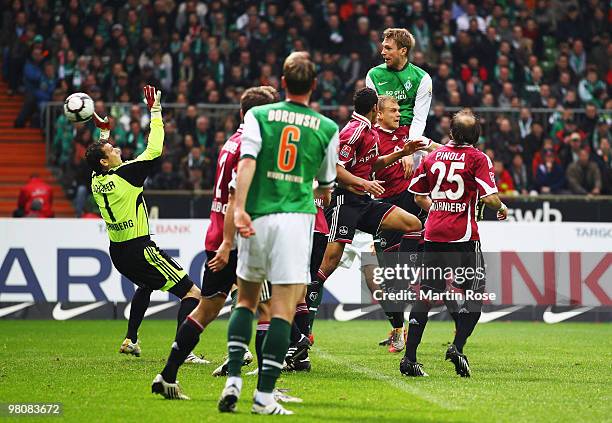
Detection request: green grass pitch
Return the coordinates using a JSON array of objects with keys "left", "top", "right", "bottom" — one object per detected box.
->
[{"left": 0, "top": 320, "right": 610, "bottom": 422}]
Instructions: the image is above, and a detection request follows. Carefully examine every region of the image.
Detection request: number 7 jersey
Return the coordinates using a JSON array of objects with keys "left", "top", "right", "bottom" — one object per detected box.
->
[
  {"left": 408, "top": 141, "right": 498, "bottom": 242},
  {"left": 240, "top": 101, "right": 339, "bottom": 219}
]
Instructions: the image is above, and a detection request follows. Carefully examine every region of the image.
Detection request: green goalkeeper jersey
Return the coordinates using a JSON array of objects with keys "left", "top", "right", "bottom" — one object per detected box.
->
[
  {"left": 240, "top": 100, "right": 339, "bottom": 219},
  {"left": 366, "top": 62, "right": 432, "bottom": 138},
  {"left": 91, "top": 117, "right": 164, "bottom": 243}
]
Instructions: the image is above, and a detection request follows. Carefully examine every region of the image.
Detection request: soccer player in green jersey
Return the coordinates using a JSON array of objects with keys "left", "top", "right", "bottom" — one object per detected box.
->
[
  {"left": 365, "top": 28, "right": 433, "bottom": 141},
  {"left": 85, "top": 86, "right": 203, "bottom": 367},
  {"left": 217, "top": 52, "right": 339, "bottom": 415}
]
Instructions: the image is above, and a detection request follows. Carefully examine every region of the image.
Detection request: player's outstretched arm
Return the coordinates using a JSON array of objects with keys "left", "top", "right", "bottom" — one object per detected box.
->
[
  {"left": 93, "top": 111, "right": 111, "bottom": 141},
  {"left": 337, "top": 164, "right": 385, "bottom": 197},
  {"left": 136, "top": 85, "right": 164, "bottom": 161},
  {"left": 481, "top": 193, "right": 508, "bottom": 221},
  {"left": 408, "top": 74, "right": 433, "bottom": 140},
  {"left": 372, "top": 139, "right": 427, "bottom": 171}
]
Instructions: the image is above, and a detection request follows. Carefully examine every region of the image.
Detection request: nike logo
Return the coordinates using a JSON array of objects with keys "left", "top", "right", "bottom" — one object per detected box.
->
[
  {"left": 0, "top": 302, "right": 34, "bottom": 318},
  {"left": 333, "top": 304, "right": 380, "bottom": 321},
  {"left": 52, "top": 301, "right": 107, "bottom": 320},
  {"left": 479, "top": 306, "right": 524, "bottom": 323},
  {"left": 542, "top": 306, "right": 594, "bottom": 324},
  {"left": 217, "top": 304, "right": 232, "bottom": 317},
  {"left": 123, "top": 301, "right": 177, "bottom": 320},
  {"left": 377, "top": 81, "right": 389, "bottom": 86}
]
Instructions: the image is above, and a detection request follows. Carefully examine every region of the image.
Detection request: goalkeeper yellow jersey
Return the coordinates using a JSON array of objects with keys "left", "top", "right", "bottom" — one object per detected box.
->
[{"left": 91, "top": 117, "right": 164, "bottom": 243}]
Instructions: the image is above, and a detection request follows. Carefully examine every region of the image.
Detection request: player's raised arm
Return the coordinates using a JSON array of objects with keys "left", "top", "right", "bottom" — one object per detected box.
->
[
  {"left": 93, "top": 111, "right": 111, "bottom": 140},
  {"left": 135, "top": 85, "right": 164, "bottom": 162},
  {"left": 408, "top": 73, "right": 432, "bottom": 140}
]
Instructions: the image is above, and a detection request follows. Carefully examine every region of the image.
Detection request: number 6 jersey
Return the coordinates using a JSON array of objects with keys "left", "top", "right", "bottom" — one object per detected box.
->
[
  {"left": 240, "top": 100, "right": 339, "bottom": 219},
  {"left": 408, "top": 141, "right": 498, "bottom": 242}
]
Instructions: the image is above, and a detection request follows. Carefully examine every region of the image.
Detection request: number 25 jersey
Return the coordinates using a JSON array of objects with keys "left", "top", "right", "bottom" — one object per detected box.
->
[{"left": 408, "top": 142, "right": 498, "bottom": 242}]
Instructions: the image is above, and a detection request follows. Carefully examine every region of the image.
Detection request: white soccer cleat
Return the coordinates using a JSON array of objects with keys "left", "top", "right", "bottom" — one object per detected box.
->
[
  {"left": 151, "top": 374, "right": 190, "bottom": 400},
  {"left": 119, "top": 338, "right": 141, "bottom": 357},
  {"left": 184, "top": 352, "right": 211, "bottom": 364},
  {"left": 388, "top": 327, "right": 406, "bottom": 353},
  {"left": 252, "top": 399, "right": 295, "bottom": 415},
  {"left": 273, "top": 388, "right": 303, "bottom": 403},
  {"left": 218, "top": 378, "right": 242, "bottom": 413},
  {"left": 212, "top": 350, "right": 253, "bottom": 376}
]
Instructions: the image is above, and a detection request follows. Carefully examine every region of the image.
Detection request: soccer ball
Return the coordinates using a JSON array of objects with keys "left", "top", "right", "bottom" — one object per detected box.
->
[{"left": 64, "top": 93, "right": 94, "bottom": 123}]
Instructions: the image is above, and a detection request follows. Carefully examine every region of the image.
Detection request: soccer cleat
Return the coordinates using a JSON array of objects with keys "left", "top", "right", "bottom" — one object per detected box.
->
[
  {"left": 151, "top": 374, "right": 190, "bottom": 400},
  {"left": 273, "top": 388, "right": 303, "bottom": 403},
  {"left": 119, "top": 338, "right": 141, "bottom": 357},
  {"left": 399, "top": 357, "right": 429, "bottom": 377},
  {"left": 184, "top": 352, "right": 211, "bottom": 364},
  {"left": 252, "top": 400, "right": 294, "bottom": 415},
  {"left": 388, "top": 328, "right": 405, "bottom": 353},
  {"left": 218, "top": 380, "right": 242, "bottom": 413},
  {"left": 293, "top": 335, "right": 311, "bottom": 361},
  {"left": 212, "top": 350, "right": 253, "bottom": 377},
  {"left": 445, "top": 344, "right": 471, "bottom": 377},
  {"left": 285, "top": 355, "right": 311, "bottom": 372},
  {"left": 379, "top": 331, "right": 393, "bottom": 346},
  {"left": 245, "top": 367, "right": 259, "bottom": 376}
]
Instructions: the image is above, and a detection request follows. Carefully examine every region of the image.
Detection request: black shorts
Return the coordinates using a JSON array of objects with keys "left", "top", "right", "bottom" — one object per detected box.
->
[
  {"left": 202, "top": 249, "right": 238, "bottom": 299},
  {"left": 110, "top": 236, "right": 193, "bottom": 299},
  {"left": 419, "top": 241, "right": 486, "bottom": 293},
  {"left": 325, "top": 188, "right": 395, "bottom": 243},
  {"left": 310, "top": 232, "right": 328, "bottom": 280},
  {"left": 376, "top": 190, "right": 421, "bottom": 251}
]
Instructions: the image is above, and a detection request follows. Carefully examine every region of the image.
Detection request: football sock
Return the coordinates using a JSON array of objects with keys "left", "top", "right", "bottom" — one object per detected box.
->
[
  {"left": 126, "top": 286, "right": 151, "bottom": 343},
  {"left": 453, "top": 303, "right": 482, "bottom": 353},
  {"left": 294, "top": 303, "right": 309, "bottom": 336},
  {"left": 160, "top": 316, "right": 203, "bottom": 383},
  {"left": 176, "top": 297, "right": 199, "bottom": 333},
  {"left": 255, "top": 320, "right": 270, "bottom": 371},
  {"left": 290, "top": 321, "right": 302, "bottom": 345},
  {"left": 306, "top": 270, "right": 327, "bottom": 331},
  {"left": 444, "top": 298, "right": 460, "bottom": 328},
  {"left": 391, "top": 312, "right": 404, "bottom": 329},
  {"left": 404, "top": 300, "right": 431, "bottom": 361},
  {"left": 230, "top": 289, "right": 238, "bottom": 311},
  {"left": 257, "top": 317, "right": 291, "bottom": 393},
  {"left": 227, "top": 307, "right": 253, "bottom": 377}
]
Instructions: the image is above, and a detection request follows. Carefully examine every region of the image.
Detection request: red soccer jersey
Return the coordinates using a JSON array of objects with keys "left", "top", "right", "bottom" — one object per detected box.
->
[
  {"left": 338, "top": 112, "right": 378, "bottom": 181},
  {"left": 204, "top": 125, "right": 242, "bottom": 251},
  {"left": 314, "top": 198, "right": 329, "bottom": 234},
  {"left": 374, "top": 125, "right": 433, "bottom": 198},
  {"left": 408, "top": 141, "right": 498, "bottom": 242}
]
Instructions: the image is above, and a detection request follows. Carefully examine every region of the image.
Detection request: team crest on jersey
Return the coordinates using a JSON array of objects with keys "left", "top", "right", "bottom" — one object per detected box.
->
[
  {"left": 404, "top": 79, "right": 412, "bottom": 91},
  {"left": 339, "top": 226, "right": 349, "bottom": 236},
  {"left": 340, "top": 144, "right": 351, "bottom": 159}
]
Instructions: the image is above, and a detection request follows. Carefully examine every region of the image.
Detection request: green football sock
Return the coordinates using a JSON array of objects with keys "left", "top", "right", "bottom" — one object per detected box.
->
[
  {"left": 227, "top": 307, "right": 253, "bottom": 377},
  {"left": 257, "top": 317, "right": 291, "bottom": 393}
]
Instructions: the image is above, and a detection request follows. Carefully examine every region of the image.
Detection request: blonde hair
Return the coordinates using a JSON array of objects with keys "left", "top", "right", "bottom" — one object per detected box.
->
[
  {"left": 377, "top": 95, "right": 399, "bottom": 110},
  {"left": 383, "top": 28, "right": 415, "bottom": 56}
]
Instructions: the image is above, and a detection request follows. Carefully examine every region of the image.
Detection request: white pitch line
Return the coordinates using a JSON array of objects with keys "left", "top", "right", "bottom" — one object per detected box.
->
[{"left": 315, "top": 348, "right": 461, "bottom": 411}]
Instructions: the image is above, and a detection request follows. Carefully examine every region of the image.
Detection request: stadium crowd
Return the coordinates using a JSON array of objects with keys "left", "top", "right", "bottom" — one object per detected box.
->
[{"left": 1, "top": 0, "right": 611, "bottom": 215}]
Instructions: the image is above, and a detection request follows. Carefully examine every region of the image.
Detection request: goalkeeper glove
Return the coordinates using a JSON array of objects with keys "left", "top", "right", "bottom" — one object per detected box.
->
[
  {"left": 143, "top": 85, "right": 162, "bottom": 119},
  {"left": 92, "top": 111, "right": 110, "bottom": 140}
]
